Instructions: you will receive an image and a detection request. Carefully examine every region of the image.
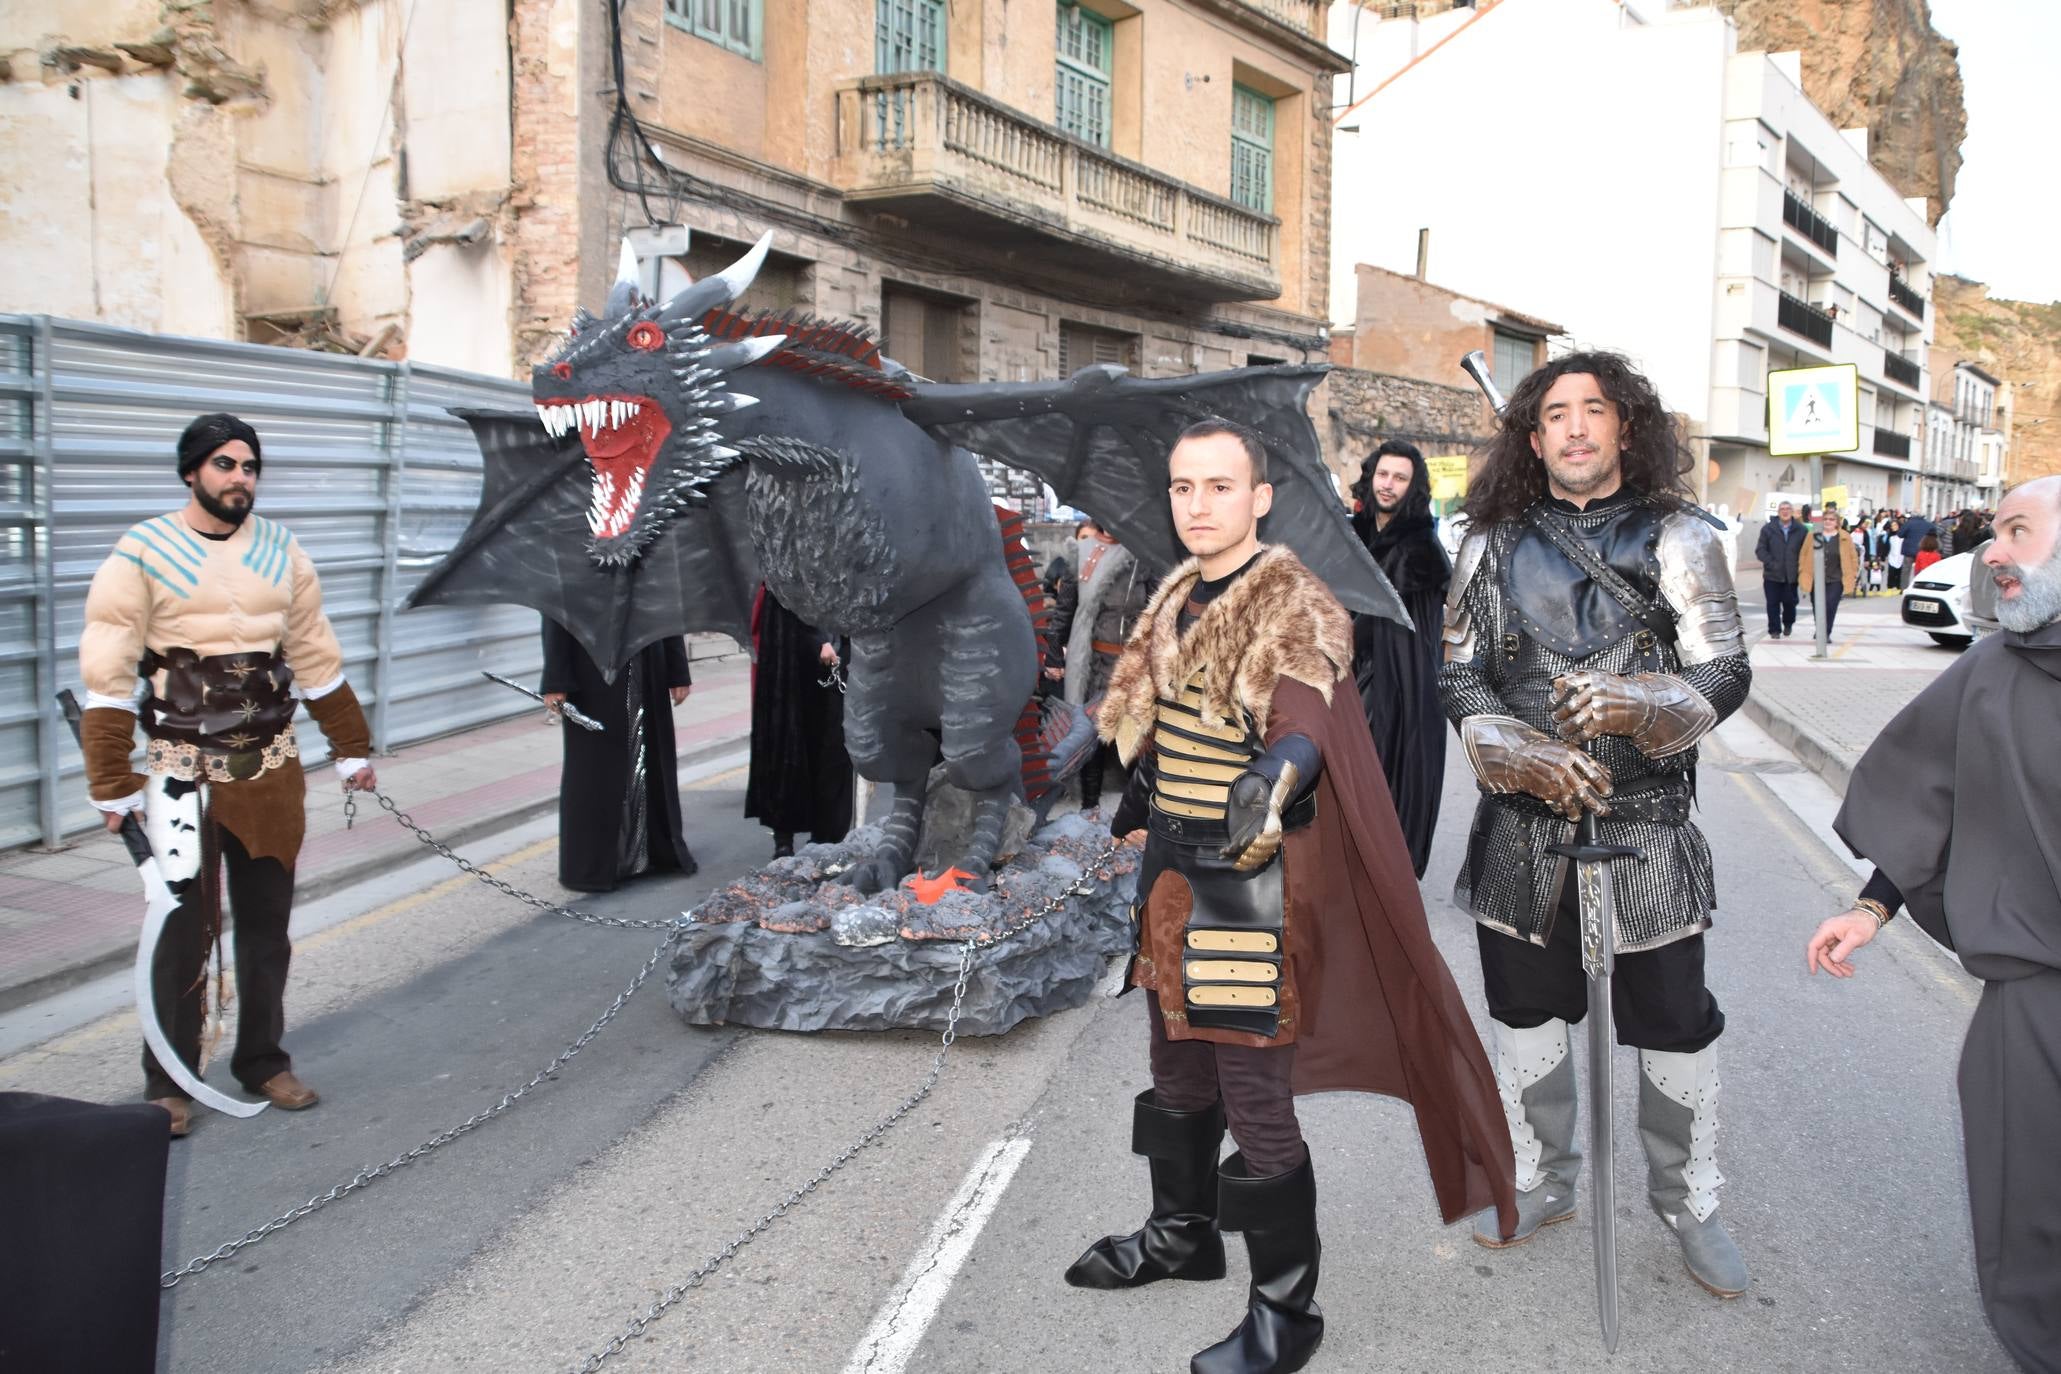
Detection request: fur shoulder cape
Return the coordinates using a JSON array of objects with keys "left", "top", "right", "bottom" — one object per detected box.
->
[{"left": 1097, "top": 544, "right": 1352, "bottom": 764}]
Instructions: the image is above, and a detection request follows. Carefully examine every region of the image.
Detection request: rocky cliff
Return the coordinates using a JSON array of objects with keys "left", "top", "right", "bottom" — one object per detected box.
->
[
  {"left": 1700, "top": 0, "right": 1965, "bottom": 224},
  {"left": 1936, "top": 276, "right": 2061, "bottom": 486}
]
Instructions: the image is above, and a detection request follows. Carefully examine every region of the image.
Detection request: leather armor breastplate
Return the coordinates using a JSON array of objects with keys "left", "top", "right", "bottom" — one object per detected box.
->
[
  {"left": 1505, "top": 502, "right": 1664, "bottom": 659},
  {"left": 144, "top": 647, "right": 296, "bottom": 757},
  {"left": 1142, "top": 666, "right": 1289, "bottom": 1038}
]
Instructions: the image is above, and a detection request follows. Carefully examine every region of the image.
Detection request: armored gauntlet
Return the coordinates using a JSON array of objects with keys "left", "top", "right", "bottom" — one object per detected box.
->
[
  {"left": 1550, "top": 671, "right": 1717, "bottom": 758},
  {"left": 1220, "top": 735, "right": 1320, "bottom": 873},
  {"left": 1459, "top": 715, "right": 1613, "bottom": 820}
]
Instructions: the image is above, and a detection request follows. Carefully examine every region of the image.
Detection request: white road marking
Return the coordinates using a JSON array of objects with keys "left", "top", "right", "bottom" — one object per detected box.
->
[{"left": 840, "top": 1136, "right": 1034, "bottom": 1374}]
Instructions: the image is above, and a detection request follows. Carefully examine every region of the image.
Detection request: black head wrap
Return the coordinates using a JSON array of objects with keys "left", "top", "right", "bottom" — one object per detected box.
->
[{"left": 176, "top": 413, "right": 262, "bottom": 480}]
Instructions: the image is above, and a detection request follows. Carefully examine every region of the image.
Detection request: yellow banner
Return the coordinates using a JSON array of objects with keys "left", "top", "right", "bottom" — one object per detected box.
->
[
  {"left": 1426, "top": 455, "right": 1469, "bottom": 502},
  {"left": 1819, "top": 483, "right": 1849, "bottom": 510}
]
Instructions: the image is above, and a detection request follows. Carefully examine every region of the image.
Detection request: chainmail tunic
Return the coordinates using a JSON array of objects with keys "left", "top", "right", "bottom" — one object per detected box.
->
[{"left": 1441, "top": 501, "right": 1751, "bottom": 952}]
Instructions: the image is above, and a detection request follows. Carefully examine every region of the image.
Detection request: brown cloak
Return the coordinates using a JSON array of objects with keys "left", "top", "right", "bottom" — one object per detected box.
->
[{"left": 1102, "top": 547, "right": 1517, "bottom": 1232}]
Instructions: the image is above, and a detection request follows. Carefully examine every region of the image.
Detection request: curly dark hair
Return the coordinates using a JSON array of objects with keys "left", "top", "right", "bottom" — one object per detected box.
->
[{"left": 1461, "top": 350, "right": 1692, "bottom": 527}]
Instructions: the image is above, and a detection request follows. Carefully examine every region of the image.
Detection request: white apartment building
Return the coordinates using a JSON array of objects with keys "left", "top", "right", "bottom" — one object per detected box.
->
[
  {"left": 1327, "top": 0, "right": 1936, "bottom": 519},
  {"left": 1923, "top": 362, "right": 2003, "bottom": 517}
]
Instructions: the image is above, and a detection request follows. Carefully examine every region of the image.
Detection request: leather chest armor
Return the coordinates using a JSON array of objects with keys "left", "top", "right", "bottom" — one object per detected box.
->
[
  {"left": 143, "top": 647, "right": 296, "bottom": 778},
  {"left": 1142, "top": 666, "right": 1314, "bottom": 1038}
]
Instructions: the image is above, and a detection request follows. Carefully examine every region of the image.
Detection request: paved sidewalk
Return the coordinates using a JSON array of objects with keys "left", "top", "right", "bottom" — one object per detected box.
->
[
  {"left": 1737, "top": 589, "right": 1965, "bottom": 793},
  {"left": 0, "top": 647, "right": 754, "bottom": 1011}
]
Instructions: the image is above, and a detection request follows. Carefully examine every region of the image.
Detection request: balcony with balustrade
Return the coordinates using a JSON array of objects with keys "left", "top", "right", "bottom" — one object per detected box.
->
[
  {"left": 1871, "top": 428, "right": 1911, "bottom": 460},
  {"left": 1883, "top": 349, "right": 1921, "bottom": 392},
  {"left": 1887, "top": 269, "right": 1925, "bottom": 321},
  {"left": 832, "top": 74, "right": 1281, "bottom": 303}
]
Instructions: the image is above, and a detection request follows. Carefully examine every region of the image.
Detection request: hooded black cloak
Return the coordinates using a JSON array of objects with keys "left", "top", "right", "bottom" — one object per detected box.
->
[
  {"left": 743, "top": 587, "right": 854, "bottom": 843},
  {"left": 1833, "top": 618, "right": 2061, "bottom": 1369},
  {"left": 1349, "top": 449, "right": 1452, "bottom": 878},
  {"left": 540, "top": 620, "right": 696, "bottom": 892}
]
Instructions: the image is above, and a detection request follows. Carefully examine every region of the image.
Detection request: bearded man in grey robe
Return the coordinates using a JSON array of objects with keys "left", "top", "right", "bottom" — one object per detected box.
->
[{"left": 1807, "top": 475, "right": 2061, "bottom": 1373}]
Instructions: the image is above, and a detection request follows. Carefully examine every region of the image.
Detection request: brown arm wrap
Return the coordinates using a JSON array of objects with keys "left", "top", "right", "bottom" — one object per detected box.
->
[
  {"left": 81, "top": 706, "right": 145, "bottom": 803},
  {"left": 304, "top": 680, "right": 373, "bottom": 759}
]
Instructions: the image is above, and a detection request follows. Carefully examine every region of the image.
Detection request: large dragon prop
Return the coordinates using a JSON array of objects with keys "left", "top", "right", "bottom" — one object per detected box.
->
[{"left": 409, "top": 234, "right": 1406, "bottom": 895}]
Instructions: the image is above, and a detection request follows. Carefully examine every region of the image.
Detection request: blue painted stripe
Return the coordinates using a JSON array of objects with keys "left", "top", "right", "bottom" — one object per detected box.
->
[
  {"left": 129, "top": 524, "right": 202, "bottom": 577},
  {"left": 150, "top": 517, "right": 208, "bottom": 563},
  {"left": 113, "top": 549, "right": 190, "bottom": 599},
  {"left": 263, "top": 522, "right": 292, "bottom": 585},
  {"left": 120, "top": 531, "right": 199, "bottom": 585},
  {"left": 242, "top": 517, "right": 283, "bottom": 582}
]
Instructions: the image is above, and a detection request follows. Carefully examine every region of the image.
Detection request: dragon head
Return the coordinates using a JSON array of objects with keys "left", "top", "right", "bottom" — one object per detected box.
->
[{"left": 530, "top": 232, "right": 785, "bottom": 566}]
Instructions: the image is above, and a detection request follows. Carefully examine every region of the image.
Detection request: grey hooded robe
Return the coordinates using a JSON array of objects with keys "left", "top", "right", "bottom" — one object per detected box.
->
[{"left": 1834, "top": 618, "right": 2061, "bottom": 1372}]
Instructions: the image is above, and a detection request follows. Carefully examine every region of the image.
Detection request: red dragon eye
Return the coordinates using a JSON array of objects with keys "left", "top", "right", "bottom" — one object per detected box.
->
[
  {"left": 627, "top": 322, "right": 665, "bottom": 352},
  {"left": 552, "top": 362, "right": 572, "bottom": 380}
]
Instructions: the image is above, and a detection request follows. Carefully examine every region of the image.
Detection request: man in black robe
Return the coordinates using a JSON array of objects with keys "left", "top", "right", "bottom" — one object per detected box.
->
[
  {"left": 1807, "top": 475, "right": 2061, "bottom": 1372},
  {"left": 744, "top": 585, "right": 854, "bottom": 858},
  {"left": 1348, "top": 440, "right": 1450, "bottom": 877},
  {"left": 540, "top": 621, "right": 696, "bottom": 892}
]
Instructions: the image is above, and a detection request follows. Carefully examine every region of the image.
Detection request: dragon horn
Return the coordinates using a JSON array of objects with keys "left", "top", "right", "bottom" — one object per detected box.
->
[
  {"left": 700, "top": 333, "right": 788, "bottom": 373},
  {"left": 658, "top": 231, "right": 775, "bottom": 326},
  {"left": 604, "top": 238, "right": 643, "bottom": 318}
]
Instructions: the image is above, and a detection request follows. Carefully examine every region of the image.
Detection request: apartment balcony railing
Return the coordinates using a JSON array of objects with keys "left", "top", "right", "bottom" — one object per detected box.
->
[
  {"left": 833, "top": 73, "right": 1280, "bottom": 303},
  {"left": 1777, "top": 291, "right": 1834, "bottom": 349},
  {"left": 1872, "top": 428, "right": 1912, "bottom": 460},
  {"left": 1782, "top": 189, "right": 1839, "bottom": 258},
  {"left": 1883, "top": 349, "right": 1921, "bottom": 390},
  {"left": 1887, "top": 271, "right": 1925, "bottom": 320},
  {"left": 1235, "top": 0, "right": 1323, "bottom": 37}
]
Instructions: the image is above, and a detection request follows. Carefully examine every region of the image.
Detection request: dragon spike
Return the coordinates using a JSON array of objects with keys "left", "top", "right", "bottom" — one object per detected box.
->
[
  {"left": 701, "top": 391, "right": 759, "bottom": 413},
  {"left": 701, "top": 333, "right": 788, "bottom": 374},
  {"left": 657, "top": 230, "right": 775, "bottom": 327}
]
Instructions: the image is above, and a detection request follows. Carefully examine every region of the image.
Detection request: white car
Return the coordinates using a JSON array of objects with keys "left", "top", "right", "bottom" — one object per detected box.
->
[{"left": 1902, "top": 552, "right": 1979, "bottom": 646}]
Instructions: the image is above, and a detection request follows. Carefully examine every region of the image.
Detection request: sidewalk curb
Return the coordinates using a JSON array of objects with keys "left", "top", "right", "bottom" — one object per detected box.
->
[
  {"left": 1740, "top": 694, "right": 1852, "bottom": 798},
  {"left": 0, "top": 734, "right": 749, "bottom": 1015}
]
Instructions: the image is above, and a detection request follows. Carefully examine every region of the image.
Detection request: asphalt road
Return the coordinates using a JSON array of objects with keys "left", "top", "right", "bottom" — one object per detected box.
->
[{"left": 0, "top": 732, "right": 2017, "bottom": 1373}]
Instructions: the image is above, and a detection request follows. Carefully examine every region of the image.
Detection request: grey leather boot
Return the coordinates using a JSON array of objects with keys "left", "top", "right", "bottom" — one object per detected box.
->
[
  {"left": 1639, "top": 1046, "right": 1748, "bottom": 1297},
  {"left": 1475, "top": 1018, "right": 1581, "bottom": 1247}
]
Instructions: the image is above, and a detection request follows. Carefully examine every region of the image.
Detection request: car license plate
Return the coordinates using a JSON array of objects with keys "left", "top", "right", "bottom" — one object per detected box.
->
[{"left": 1907, "top": 599, "right": 1942, "bottom": 614}]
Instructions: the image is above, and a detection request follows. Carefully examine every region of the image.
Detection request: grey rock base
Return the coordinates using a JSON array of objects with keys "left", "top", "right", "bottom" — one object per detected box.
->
[{"left": 667, "top": 811, "right": 1139, "bottom": 1036}]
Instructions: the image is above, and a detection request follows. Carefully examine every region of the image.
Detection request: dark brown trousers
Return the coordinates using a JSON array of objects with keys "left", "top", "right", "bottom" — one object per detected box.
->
[
  {"left": 1146, "top": 992, "right": 1305, "bottom": 1176},
  {"left": 141, "top": 827, "right": 297, "bottom": 1100}
]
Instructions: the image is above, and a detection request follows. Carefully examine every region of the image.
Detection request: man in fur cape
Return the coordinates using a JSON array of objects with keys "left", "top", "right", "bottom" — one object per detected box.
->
[{"left": 1065, "top": 419, "right": 1516, "bottom": 1374}]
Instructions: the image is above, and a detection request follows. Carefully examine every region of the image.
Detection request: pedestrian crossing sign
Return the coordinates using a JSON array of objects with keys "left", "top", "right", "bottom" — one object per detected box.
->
[{"left": 1767, "top": 363, "right": 1859, "bottom": 457}]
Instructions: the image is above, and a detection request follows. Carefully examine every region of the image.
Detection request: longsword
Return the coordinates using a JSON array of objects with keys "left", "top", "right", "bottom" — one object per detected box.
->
[
  {"left": 57, "top": 691, "right": 268, "bottom": 1118},
  {"left": 1547, "top": 810, "right": 1639, "bottom": 1353},
  {"left": 481, "top": 671, "right": 604, "bottom": 731}
]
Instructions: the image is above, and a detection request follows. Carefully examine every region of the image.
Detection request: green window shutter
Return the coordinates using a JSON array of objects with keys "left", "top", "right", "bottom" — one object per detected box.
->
[
  {"left": 1229, "top": 84, "right": 1273, "bottom": 213},
  {"left": 1055, "top": 5, "right": 1113, "bottom": 147},
  {"left": 877, "top": 0, "right": 945, "bottom": 73},
  {"left": 664, "top": 0, "right": 761, "bottom": 60}
]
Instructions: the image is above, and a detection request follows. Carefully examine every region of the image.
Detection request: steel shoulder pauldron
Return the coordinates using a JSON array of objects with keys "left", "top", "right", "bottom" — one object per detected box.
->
[
  {"left": 1655, "top": 512, "right": 1745, "bottom": 664},
  {"left": 1440, "top": 529, "right": 1492, "bottom": 665}
]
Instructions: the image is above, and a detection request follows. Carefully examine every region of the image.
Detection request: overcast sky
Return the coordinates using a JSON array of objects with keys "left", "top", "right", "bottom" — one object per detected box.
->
[{"left": 1928, "top": 0, "right": 2060, "bottom": 302}]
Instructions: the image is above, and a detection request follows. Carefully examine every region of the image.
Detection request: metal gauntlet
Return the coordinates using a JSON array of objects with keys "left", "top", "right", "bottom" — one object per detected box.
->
[
  {"left": 1221, "top": 734, "right": 1320, "bottom": 873},
  {"left": 1551, "top": 671, "right": 1717, "bottom": 759},
  {"left": 1460, "top": 715, "right": 1613, "bottom": 820}
]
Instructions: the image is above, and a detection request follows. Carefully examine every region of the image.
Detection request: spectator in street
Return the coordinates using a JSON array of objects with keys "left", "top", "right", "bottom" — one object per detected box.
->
[
  {"left": 1051, "top": 521, "right": 1158, "bottom": 807},
  {"left": 77, "top": 412, "right": 376, "bottom": 1133},
  {"left": 1899, "top": 509, "right": 1937, "bottom": 573},
  {"left": 1806, "top": 476, "right": 2061, "bottom": 1372},
  {"left": 1754, "top": 500, "right": 1808, "bottom": 637},
  {"left": 541, "top": 623, "right": 695, "bottom": 892},
  {"left": 1885, "top": 516, "right": 1907, "bottom": 591},
  {"left": 1913, "top": 532, "right": 1942, "bottom": 576},
  {"left": 1798, "top": 506, "right": 1853, "bottom": 637},
  {"left": 1952, "top": 508, "right": 1993, "bottom": 559}
]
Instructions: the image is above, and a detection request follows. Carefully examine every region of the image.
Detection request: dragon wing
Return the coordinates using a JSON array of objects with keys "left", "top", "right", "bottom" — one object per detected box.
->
[
  {"left": 404, "top": 409, "right": 760, "bottom": 676},
  {"left": 899, "top": 364, "right": 1410, "bottom": 626}
]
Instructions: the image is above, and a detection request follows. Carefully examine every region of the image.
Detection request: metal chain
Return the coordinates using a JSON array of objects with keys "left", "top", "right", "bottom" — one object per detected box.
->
[
  {"left": 570, "top": 835, "right": 1125, "bottom": 1373},
  {"left": 164, "top": 787, "right": 1127, "bottom": 1339},
  {"left": 817, "top": 660, "right": 849, "bottom": 694},
  {"left": 347, "top": 789, "right": 683, "bottom": 930},
  {"left": 160, "top": 926, "right": 681, "bottom": 1289}
]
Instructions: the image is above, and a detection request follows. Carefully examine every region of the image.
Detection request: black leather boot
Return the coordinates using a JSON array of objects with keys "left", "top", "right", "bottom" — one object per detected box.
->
[
  {"left": 1065, "top": 1091, "right": 1228, "bottom": 1289},
  {"left": 1191, "top": 1152, "right": 1323, "bottom": 1374}
]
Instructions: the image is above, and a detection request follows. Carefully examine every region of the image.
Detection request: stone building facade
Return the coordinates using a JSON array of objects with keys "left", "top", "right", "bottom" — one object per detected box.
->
[{"left": 4, "top": 1, "right": 1350, "bottom": 493}]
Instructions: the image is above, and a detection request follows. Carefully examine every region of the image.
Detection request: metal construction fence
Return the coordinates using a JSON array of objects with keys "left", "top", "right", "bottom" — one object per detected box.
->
[{"left": 0, "top": 315, "right": 562, "bottom": 850}]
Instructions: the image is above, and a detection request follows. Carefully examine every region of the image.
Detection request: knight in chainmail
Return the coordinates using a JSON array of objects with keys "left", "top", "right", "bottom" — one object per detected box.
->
[{"left": 1439, "top": 352, "right": 1753, "bottom": 1299}]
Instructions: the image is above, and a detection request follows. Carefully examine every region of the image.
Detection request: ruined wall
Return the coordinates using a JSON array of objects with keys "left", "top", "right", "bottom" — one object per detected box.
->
[
  {"left": 1316, "top": 364, "right": 1489, "bottom": 486},
  {"left": 1936, "top": 275, "right": 2061, "bottom": 487},
  {"left": 1687, "top": 0, "right": 1966, "bottom": 223},
  {"left": 1, "top": 1, "right": 519, "bottom": 376}
]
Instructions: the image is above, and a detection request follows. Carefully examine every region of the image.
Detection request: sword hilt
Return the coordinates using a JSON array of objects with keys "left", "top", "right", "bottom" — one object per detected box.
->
[
  {"left": 56, "top": 689, "right": 154, "bottom": 868},
  {"left": 1546, "top": 811, "right": 1639, "bottom": 863}
]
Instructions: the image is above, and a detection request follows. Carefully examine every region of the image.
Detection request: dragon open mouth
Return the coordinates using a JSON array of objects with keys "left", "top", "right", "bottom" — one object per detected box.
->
[{"left": 536, "top": 393, "right": 672, "bottom": 539}]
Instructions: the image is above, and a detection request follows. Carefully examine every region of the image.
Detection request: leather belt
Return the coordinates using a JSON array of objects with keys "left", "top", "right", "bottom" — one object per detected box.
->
[
  {"left": 143, "top": 646, "right": 296, "bottom": 753},
  {"left": 1494, "top": 774, "right": 1692, "bottom": 827},
  {"left": 1147, "top": 790, "right": 1317, "bottom": 850},
  {"left": 1091, "top": 639, "right": 1126, "bottom": 656}
]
